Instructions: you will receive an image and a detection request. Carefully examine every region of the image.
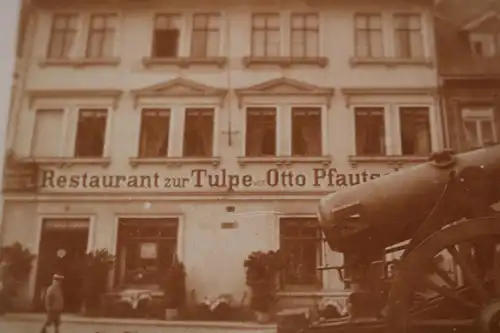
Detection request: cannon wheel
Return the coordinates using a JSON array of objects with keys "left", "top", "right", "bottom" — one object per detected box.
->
[{"left": 386, "top": 216, "right": 500, "bottom": 333}]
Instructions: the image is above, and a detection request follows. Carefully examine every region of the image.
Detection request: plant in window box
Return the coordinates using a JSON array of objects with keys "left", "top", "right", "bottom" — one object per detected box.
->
[
  {"left": 163, "top": 255, "right": 186, "bottom": 320},
  {"left": 243, "top": 250, "right": 283, "bottom": 323},
  {"left": 81, "top": 249, "right": 115, "bottom": 317}
]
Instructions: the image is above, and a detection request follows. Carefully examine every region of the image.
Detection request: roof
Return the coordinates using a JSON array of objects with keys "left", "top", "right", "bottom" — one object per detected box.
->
[{"left": 436, "top": 0, "right": 500, "bottom": 28}]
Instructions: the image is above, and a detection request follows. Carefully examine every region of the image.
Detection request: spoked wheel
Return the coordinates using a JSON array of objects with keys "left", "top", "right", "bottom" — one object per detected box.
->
[{"left": 386, "top": 216, "right": 500, "bottom": 333}]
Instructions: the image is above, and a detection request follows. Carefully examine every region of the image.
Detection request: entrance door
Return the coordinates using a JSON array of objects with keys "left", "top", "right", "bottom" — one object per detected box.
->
[{"left": 34, "top": 219, "right": 90, "bottom": 313}]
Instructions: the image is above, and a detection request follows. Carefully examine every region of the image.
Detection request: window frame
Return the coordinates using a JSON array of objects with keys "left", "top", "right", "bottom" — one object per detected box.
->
[
  {"left": 29, "top": 108, "right": 69, "bottom": 158},
  {"left": 288, "top": 105, "right": 326, "bottom": 157},
  {"left": 84, "top": 12, "right": 119, "bottom": 59},
  {"left": 137, "top": 107, "right": 173, "bottom": 158},
  {"left": 112, "top": 215, "right": 183, "bottom": 289},
  {"left": 250, "top": 13, "right": 282, "bottom": 57},
  {"left": 394, "top": 104, "right": 435, "bottom": 156},
  {"left": 181, "top": 106, "right": 218, "bottom": 158},
  {"left": 46, "top": 13, "right": 80, "bottom": 59},
  {"left": 242, "top": 105, "right": 280, "bottom": 157},
  {"left": 289, "top": 12, "right": 320, "bottom": 58},
  {"left": 461, "top": 107, "right": 498, "bottom": 147},
  {"left": 277, "top": 214, "right": 325, "bottom": 291},
  {"left": 151, "top": 12, "right": 183, "bottom": 58},
  {"left": 71, "top": 106, "right": 113, "bottom": 158},
  {"left": 351, "top": 104, "right": 391, "bottom": 156},
  {"left": 190, "top": 12, "right": 222, "bottom": 58},
  {"left": 353, "top": 12, "right": 384, "bottom": 58},
  {"left": 392, "top": 12, "right": 426, "bottom": 59}
]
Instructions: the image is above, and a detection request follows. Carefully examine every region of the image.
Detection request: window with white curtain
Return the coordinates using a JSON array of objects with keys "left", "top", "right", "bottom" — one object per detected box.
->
[
  {"left": 290, "top": 13, "right": 319, "bottom": 57},
  {"left": 31, "top": 109, "right": 64, "bottom": 157},
  {"left": 251, "top": 13, "right": 281, "bottom": 57},
  {"left": 291, "top": 107, "right": 322, "bottom": 156},
  {"left": 183, "top": 108, "right": 214, "bottom": 157},
  {"left": 462, "top": 107, "right": 497, "bottom": 149},
  {"left": 354, "top": 107, "right": 386, "bottom": 155},
  {"left": 245, "top": 107, "right": 277, "bottom": 157},
  {"left": 354, "top": 13, "right": 383, "bottom": 58},
  {"left": 393, "top": 13, "right": 424, "bottom": 58},
  {"left": 85, "top": 13, "right": 117, "bottom": 58},
  {"left": 399, "top": 107, "right": 431, "bottom": 156},
  {"left": 190, "top": 13, "right": 221, "bottom": 57},
  {"left": 138, "top": 109, "right": 170, "bottom": 157}
]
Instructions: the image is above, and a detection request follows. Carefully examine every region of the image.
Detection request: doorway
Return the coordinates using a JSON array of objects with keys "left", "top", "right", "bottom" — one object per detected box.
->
[{"left": 34, "top": 218, "right": 90, "bottom": 313}]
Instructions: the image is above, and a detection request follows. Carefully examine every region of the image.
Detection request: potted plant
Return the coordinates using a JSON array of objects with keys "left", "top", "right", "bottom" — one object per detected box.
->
[
  {"left": 81, "top": 249, "right": 114, "bottom": 316},
  {"left": 163, "top": 255, "right": 186, "bottom": 320},
  {"left": 0, "top": 242, "right": 35, "bottom": 312},
  {"left": 244, "top": 250, "right": 282, "bottom": 323}
]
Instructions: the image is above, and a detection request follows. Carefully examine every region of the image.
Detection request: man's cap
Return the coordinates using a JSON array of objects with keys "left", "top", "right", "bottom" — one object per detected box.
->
[{"left": 53, "top": 274, "right": 64, "bottom": 280}]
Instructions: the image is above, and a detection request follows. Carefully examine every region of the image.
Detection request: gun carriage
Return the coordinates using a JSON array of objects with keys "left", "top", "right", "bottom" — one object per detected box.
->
[{"left": 289, "top": 143, "right": 500, "bottom": 333}]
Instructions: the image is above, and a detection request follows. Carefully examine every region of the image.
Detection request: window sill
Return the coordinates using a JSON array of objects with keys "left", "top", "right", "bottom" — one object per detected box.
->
[
  {"left": 237, "top": 156, "right": 331, "bottom": 167},
  {"left": 39, "top": 57, "right": 121, "bottom": 68},
  {"left": 277, "top": 290, "right": 349, "bottom": 298},
  {"left": 142, "top": 56, "right": 227, "bottom": 68},
  {"left": 243, "top": 56, "right": 329, "bottom": 68},
  {"left": 19, "top": 157, "right": 111, "bottom": 168},
  {"left": 349, "top": 57, "right": 434, "bottom": 67},
  {"left": 348, "top": 155, "right": 429, "bottom": 168},
  {"left": 129, "top": 157, "right": 221, "bottom": 168}
]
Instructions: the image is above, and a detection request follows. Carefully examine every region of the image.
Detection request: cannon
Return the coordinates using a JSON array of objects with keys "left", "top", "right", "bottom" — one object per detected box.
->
[{"left": 289, "top": 144, "right": 500, "bottom": 333}]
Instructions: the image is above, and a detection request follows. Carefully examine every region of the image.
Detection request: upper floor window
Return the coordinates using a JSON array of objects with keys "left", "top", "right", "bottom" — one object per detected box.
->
[
  {"left": 85, "top": 14, "right": 118, "bottom": 58},
  {"left": 399, "top": 107, "right": 431, "bottom": 156},
  {"left": 462, "top": 107, "right": 497, "bottom": 149},
  {"left": 393, "top": 14, "right": 424, "bottom": 58},
  {"left": 251, "top": 13, "right": 280, "bottom": 57},
  {"left": 291, "top": 107, "right": 322, "bottom": 156},
  {"left": 245, "top": 107, "right": 276, "bottom": 157},
  {"left": 47, "top": 14, "right": 78, "bottom": 58},
  {"left": 469, "top": 32, "right": 500, "bottom": 57},
  {"left": 290, "top": 13, "right": 319, "bottom": 57},
  {"left": 354, "top": 107, "right": 386, "bottom": 155},
  {"left": 152, "top": 14, "right": 181, "bottom": 58},
  {"left": 74, "top": 109, "right": 107, "bottom": 158},
  {"left": 138, "top": 109, "right": 170, "bottom": 158},
  {"left": 354, "top": 13, "right": 383, "bottom": 58},
  {"left": 183, "top": 108, "right": 214, "bottom": 157},
  {"left": 31, "top": 109, "right": 64, "bottom": 157},
  {"left": 191, "top": 13, "right": 221, "bottom": 57},
  {"left": 280, "top": 217, "right": 322, "bottom": 290}
]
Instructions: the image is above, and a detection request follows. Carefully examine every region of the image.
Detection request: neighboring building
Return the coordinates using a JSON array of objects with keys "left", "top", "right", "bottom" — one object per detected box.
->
[
  {"left": 1, "top": 0, "right": 440, "bottom": 312},
  {"left": 436, "top": 0, "right": 500, "bottom": 152}
]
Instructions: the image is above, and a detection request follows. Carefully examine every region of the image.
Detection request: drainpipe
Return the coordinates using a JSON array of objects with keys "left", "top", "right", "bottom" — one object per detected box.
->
[{"left": 0, "top": 0, "right": 26, "bottom": 245}]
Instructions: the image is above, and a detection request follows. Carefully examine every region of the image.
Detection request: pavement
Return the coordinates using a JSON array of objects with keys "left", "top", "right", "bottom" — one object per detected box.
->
[{"left": 0, "top": 313, "right": 277, "bottom": 333}]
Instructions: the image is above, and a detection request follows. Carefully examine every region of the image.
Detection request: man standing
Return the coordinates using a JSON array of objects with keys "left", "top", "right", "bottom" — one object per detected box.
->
[{"left": 41, "top": 274, "right": 64, "bottom": 333}]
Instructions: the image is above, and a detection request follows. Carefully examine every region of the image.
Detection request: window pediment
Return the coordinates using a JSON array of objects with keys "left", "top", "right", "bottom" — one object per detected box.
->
[
  {"left": 462, "top": 11, "right": 500, "bottom": 32},
  {"left": 27, "top": 89, "right": 123, "bottom": 109},
  {"left": 235, "top": 77, "right": 335, "bottom": 108},
  {"left": 341, "top": 87, "right": 437, "bottom": 107},
  {"left": 130, "top": 77, "right": 227, "bottom": 108}
]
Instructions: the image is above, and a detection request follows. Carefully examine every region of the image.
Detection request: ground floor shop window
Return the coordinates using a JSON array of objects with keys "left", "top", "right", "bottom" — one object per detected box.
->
[
  {"left": 279, "top": 217, "right": 322, "bottom": 291},
  {"left": 115, "top": 218, "right": 179, "bottom": 289}
]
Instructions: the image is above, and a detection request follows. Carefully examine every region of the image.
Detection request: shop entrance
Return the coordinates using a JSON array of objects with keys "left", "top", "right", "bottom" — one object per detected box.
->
[{"left": 34, "top": 218, "right": 90, "bottom": 313}]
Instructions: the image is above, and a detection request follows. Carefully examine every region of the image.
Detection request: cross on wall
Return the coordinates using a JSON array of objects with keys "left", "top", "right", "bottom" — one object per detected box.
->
[{"left": 221, "top": 115, "right": 239, "bottom": 146}]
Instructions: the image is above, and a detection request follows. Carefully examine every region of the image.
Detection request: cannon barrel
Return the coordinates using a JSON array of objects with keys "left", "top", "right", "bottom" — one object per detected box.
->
[{"left": 317, "top": 144, "right": 500, "bottom": 254}]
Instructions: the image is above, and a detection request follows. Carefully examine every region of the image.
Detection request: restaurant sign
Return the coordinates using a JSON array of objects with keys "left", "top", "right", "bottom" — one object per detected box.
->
[{"left": 39, "top": 167, "right": 388, "bottom": 192}]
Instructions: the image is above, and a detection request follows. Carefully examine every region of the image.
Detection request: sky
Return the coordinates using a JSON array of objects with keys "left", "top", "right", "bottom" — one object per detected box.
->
[{"left": 0, "top": 0, "right": 22, "bottom": 213}]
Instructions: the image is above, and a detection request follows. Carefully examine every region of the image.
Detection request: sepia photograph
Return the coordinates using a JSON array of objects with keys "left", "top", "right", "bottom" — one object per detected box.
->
[{"left": 0, "top": 0, "right": 500, "bottom": 332}]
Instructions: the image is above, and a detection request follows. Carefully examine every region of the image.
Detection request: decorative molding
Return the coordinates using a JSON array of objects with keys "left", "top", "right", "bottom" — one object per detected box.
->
[
  {"left": 237, "top": 156, "right": 331, "bottom": 167},
  {"left": 142, "top": 57, "right": 227, "bottom": 69},
  {"left": 38, "top": 57, "right": 121, "bottom": 68},
  {"left": 234, "top": 77, "right": 335, "bottom": 109},
  {"left": 347, "top": 155, "right": 428, "bottom": 170},
  {"left": 242, "top": 56, "right": 329, "bottom": 68},
  {"left": 27, "top": 89, "right": 123, "bottom": 109},
  {"left": 129, "top": 157, "right": 221, "bottom": 168},
  {"left": 18, "top": 157, "right": 111, "bottom": 169},
  {"left": 341, "top": 87, "right": 438, "bottom": 107},
  {"left": 349, "top": 57, "right": 434, "bottom": 68},
  {"left": 130, "top": 77, "right": 228, "bottom": 108}
]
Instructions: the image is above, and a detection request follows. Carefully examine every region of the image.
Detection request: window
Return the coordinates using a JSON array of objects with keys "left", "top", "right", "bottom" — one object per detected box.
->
[
  {"left": 74, "top": 109, "right": 107, "bottom": 158},
  {"left": 191, "top": 13, "right": 221, "bottom": 57},
  {"left": 280, "top": 217, "right": 322, "bottom": 290},
  {"left": 31, "top": 109, "right": 64, "bottom": 157},
  {"left": 115, "top": 218, "right": 178, "bottom": 287},
  {"left": 462, "top": 107, "right": 497, "bottom": 149},
  {"left": 46, "top": 14, "right": 78, "bottom": 58},
  {"left": 469, "top": 33, "right": 500, "bottom": 57},
  {"left": 290, "top": 13, "right": 319, "bottom": 57},
  {"left": 354, "top": 107, "right": 386, "bottom": 155},
  {"left": 183, "top": 108, "right": 214, "bottom": 157},
  {"left": 245, "top": 108, "right": 276, "bottom": 156},
  {"left": 152, "top": 14, "right": 181, "bottom": 58},
  {"left": 138, "top": 109, "right": 170, "bottom": 158},
  {"left": 251, "top": 13, "right": 280, "bottom": 57},
  {"left": 394, "top": 14, "right": 424, "bottom": 58},
  {"left": 85, "top": 14, "right": 117, "bottom": 58},
  {"left": 354, "top": 14, "right": 383, "bottom": 57},
  {"left": 291, "top": 107, "right": 322, "bottom": 156},
  {"left": 399, "top": 107, "right": 431, "bottom": 156}
]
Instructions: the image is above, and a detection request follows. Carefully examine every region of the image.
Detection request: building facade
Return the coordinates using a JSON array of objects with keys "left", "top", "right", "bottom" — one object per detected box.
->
[{"left": 2, "top": 0, "right": 440, "bottom": 312}]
